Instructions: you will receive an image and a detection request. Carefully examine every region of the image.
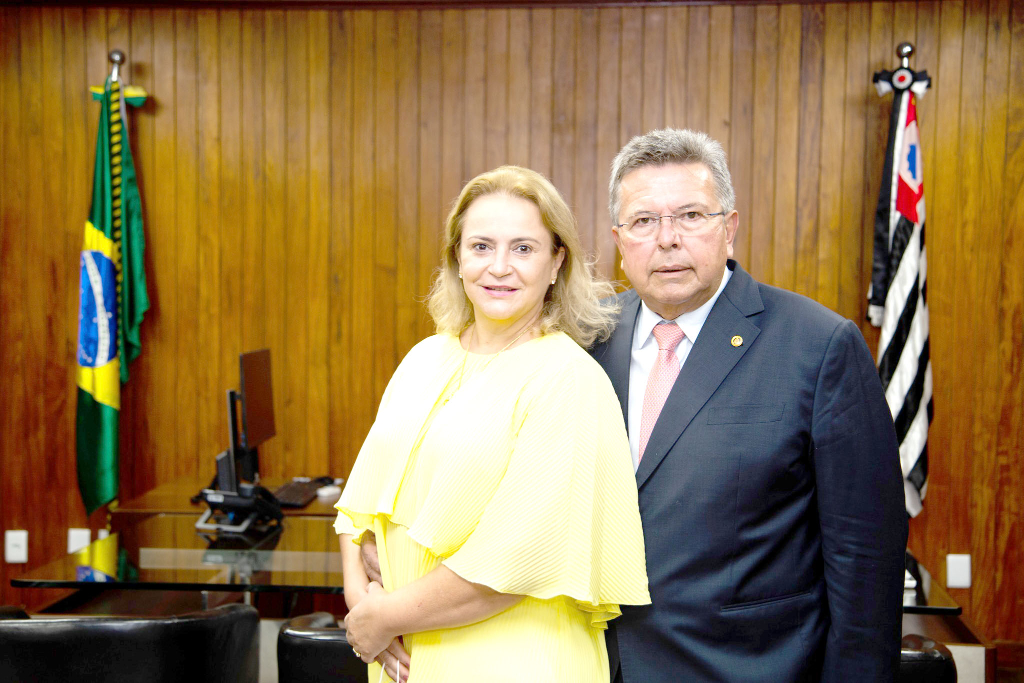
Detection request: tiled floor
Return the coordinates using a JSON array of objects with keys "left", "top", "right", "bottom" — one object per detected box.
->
[{"left": 260, "top": 619, "right": 284, "bottom": 683}]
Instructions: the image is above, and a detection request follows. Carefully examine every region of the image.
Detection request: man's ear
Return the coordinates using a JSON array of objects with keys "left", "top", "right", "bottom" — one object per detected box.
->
[{"left": 724, "top": 211, "right": 739, "bottom": 258}]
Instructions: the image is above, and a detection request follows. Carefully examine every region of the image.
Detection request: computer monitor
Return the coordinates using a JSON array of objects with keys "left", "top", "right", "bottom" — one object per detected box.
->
[{"left": 228, "top": 349, "right": 276, "bottom": 483}]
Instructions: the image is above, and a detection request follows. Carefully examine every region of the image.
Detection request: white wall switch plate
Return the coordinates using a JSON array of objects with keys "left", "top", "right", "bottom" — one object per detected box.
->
[
  {"left": 68, "top": 528, "right": 91, "bottom": 554},
  {"left": 4, "top": 530, "right": 28, "bottom": 564},
  {"left": 946, "top": 553, "right": 972, "bottom": 589}
]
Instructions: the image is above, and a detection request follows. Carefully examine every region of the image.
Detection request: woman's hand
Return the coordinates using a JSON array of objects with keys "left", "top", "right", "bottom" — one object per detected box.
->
[
  {"left": 344, "top": 582, "right": 396, "bottom": 663},
  {"left": 376, "top": 637, "right": 411, "bottom": 683}
]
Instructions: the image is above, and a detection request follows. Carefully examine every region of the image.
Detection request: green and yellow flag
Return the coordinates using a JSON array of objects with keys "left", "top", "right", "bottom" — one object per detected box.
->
[{"left": 76, "top": 77, "right": 149, "bottom": 515}]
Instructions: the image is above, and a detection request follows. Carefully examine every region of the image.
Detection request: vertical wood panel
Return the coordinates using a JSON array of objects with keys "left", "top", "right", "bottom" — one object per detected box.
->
[
  {"left": 1, "top": 4, "right": 1023, "bottom": 639},
  {"left": 793, "top": 4, "right": 821, "bottom": 297},
  {"left": 773, "top": 4, "right": 802, "bottom": 294},
  {"left": 815, "top": 3, "right": 847, "bottom": 311},
  {"left": 307, "top": 9, "right": 330, "bottom": 478}
]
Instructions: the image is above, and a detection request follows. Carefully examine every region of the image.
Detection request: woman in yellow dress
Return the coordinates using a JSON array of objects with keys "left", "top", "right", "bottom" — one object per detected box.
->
[{"left": 336, "top": 165, "right": 649, "bottom": 682}]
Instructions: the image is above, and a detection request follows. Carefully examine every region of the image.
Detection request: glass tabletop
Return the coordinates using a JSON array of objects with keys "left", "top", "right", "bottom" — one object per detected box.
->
[
  {"left": 903, "top": 551, "right": 961, "bottom": 615},
  {"left": 12, "top": 513, "right": 343, "bottom": 594}
]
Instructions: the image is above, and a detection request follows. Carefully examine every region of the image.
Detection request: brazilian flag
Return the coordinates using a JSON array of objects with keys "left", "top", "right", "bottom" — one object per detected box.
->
[{"left": 76, "top": 77, "right": 149, "bottom": 515}]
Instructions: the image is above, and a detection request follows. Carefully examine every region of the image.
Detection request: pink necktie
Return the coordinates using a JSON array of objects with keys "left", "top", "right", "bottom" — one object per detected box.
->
[{"left": 639, "top": 322, "right": 684, "bottom": 461}]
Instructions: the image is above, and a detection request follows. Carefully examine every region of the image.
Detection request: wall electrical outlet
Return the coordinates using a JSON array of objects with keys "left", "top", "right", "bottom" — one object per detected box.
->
[
  {"left": 4, "top": 530, "right": 28, "bottom": 564},
  {"left": 946, "top": 553, "right": 972, "bottom": 589},
  {"left": 68, "top": 528, "right": 91, "bottom": 554}
]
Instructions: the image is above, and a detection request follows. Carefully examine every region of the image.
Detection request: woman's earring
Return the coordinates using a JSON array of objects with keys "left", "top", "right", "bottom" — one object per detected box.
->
[
  {"left": 459, "top": 271, "right": 463, "bottom": 279},
  {"left": 550, "top": 278, "right": 556, "bottom": 285}
]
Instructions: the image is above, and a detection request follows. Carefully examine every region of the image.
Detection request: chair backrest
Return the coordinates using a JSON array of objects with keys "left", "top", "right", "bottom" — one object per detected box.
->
[{"left": 0, "top": 603, "right": 259, "bottom": 683}]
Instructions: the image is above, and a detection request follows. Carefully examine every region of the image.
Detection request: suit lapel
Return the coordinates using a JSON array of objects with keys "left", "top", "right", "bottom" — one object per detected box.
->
[
  {"left": 602, "top": 291, "right": 641, "bottom": 419},
  {"left": 635, "top": 263, "right": 765, "bottom": 490}
]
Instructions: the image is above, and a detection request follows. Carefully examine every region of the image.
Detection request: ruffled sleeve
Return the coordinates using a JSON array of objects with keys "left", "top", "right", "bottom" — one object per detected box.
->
[
  {"left": 440, "top": 351, "right": 650, "bottom": 626},
  {"left": 333, "top": 335, "right": 459, "bottom": 539}
]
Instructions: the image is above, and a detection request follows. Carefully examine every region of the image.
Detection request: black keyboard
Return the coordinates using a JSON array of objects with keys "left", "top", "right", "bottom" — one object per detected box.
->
[{"left": 272, "top": 477, "right": 334, "bottom": 508}]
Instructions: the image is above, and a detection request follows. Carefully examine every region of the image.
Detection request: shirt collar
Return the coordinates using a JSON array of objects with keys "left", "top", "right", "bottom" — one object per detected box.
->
[{"left": 634, "top": 266, "right": 733, "bottom": 350}]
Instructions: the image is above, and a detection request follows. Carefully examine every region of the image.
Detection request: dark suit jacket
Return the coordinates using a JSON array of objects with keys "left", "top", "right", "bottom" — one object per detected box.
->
[{"left": 591, "top": 261, "right": 908, "bottom": 683}]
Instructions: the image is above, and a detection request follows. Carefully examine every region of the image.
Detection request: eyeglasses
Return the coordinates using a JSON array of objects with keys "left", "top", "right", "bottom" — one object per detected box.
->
[{"left": 616, "top": 210, "right": 727, "bottom": 240}]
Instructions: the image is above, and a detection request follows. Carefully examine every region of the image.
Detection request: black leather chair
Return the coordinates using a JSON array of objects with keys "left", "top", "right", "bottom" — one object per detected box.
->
[
  {"left": 900, "top": 633, "right": 957, "bottom": 682},
  {"left": 277, "top": 612, "right": 367, "bottom": 683},
  {"left": 0, "top": 602, "right": 259, "bottom": 683}
]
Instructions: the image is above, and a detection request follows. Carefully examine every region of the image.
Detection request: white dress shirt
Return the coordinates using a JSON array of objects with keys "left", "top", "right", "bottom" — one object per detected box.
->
[{"left": 627, "top": 267, "right": 733, "bottom": 470}]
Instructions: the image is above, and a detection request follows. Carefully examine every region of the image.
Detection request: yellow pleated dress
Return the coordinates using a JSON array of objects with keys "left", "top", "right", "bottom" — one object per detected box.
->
[{"left": 335, "top": 332, "right": 650, "bottom": 683}]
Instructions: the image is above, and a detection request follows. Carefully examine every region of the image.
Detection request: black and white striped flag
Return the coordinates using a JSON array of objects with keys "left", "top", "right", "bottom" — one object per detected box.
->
[{"left": 868, "top": 64, "right": 932, "bottom": 517}]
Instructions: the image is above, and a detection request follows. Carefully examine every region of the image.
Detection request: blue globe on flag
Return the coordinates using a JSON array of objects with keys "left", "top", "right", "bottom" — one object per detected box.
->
[{"left": 78, "top": 250, "right": 118, "bottom": 368}]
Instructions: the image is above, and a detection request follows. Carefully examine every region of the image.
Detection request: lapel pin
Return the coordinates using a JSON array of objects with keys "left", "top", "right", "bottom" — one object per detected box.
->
[{"left": 731, "top": 335, "right": 743, "bottom": 347}]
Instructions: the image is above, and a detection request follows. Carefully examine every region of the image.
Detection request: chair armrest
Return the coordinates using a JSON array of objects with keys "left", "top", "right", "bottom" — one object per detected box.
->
[{"left": 900, "top": 633, "right": 957, "bottom": 683}]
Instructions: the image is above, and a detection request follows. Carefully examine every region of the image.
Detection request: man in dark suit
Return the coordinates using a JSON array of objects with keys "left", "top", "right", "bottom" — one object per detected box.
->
[{"left": 591, "top": 129, "right": 908, "bottom": 682}]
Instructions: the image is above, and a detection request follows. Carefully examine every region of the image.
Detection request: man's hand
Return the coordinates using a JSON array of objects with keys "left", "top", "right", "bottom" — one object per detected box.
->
[
  {"left": 375, "top": 637, "right": 411, "bottom": 683},
  {"left": 360, "top": 531, "right": 383, "bottom": 584}
]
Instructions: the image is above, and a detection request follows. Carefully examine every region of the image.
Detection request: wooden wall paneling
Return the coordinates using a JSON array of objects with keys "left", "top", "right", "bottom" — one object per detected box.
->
[
  {"left": 549, "top": 9, "right": 576, "bottom": 212},
  {"left": 618, "top": 8, "right": 643, "bottom": 146},
  {"left": 748, "top": 4, "right": 778, "bottom": 283},
  {"left": 196, "top": 8, "right": 222, "bottom": 479},
  {"left": 0, "top": 5, "right": 8, "bottom": 605},
  {"left": 395, "top": 9, "right": 421, "bottom": 361},
  {"left": 1, "top": 6, "right": 26, "bottom": 602},
  {"left": 772, "top": 4, "right": 802, "bottom": 295},
  {"left": 240, "top": 10, "right": 266, "bottom": 356},
  {"left": 592, "top": 7, "right": 620, "bottom": 273},
  {"left": 217, "top": 7, "right": 242, "bottom": 483},
  {"left": 925, "top": 0, "right": 966, "bottom": 594},
  {"left": 21, "top": 7, "right": 49, "bottom": 568},
  {"left": 904, "top": 0, "right": 940, "bottom": 568},
  {"left": 484, "top": 9, "right": 508, "bottom": 170},
  {"left": 998, "top": 0, "right": 1024, "bottom": 642},
  {"left": 663, "top": 7, "right": 688, "bottom": 130},
  {"left": 792, "top": 3, "right": 820, "bottom": 299},
  {"left": 640, "top": 7, "right": 665, "bottom": 137},
  {"left": 173, "top": 8, "right": 199, "bottom": 479},
  {"left": 837, "top": 3, "right": 869, "bottom": 344},
  {"left": 261, "top": 9, "right": 286, "bottom": 479},
  {"left": 815, "top": 3, "right": 847, "bottom": 313},
  {"left": 307, "top": 9, "right": 331, "bottom": 477},
  {"left": 527, "top": 8, "right": 553, "bottom": 178},
  {"left": 729, "top": 5, "right": 754, "bottom": 268},
  {"left": 373, "top": 10, "right": 397, "bottom": 410},
  {"left": 706, "top": 6, "right": 732, "bottom": 153},
  {"left": 463, "top": 9, "right": 486, "bottom": 179},
  {"left": 506, "top": 9, "right": 531, "bottom": 170},
  {"left": 328, "top": 9, "right": 355, "bottom": 474},
  {"left": 40, "top": 3, "right": 71, "bottom": 576},
  {"left": 949, "top": 0, "right": 982, "bottom": 613},
  {"left": 686, "top": 6, "right": 709, "bottom": 134},
  {"left": 440, "top": 9, "right": 465, "bottom": 207},
  {"left": 967, "top": 0, "right": 1008, "bottom": 640},
  {"left": 858, "top": 1, "right": 892, "bottom": 347},
  {"left": 284, "top": 10, "right": 311, "bottom": 477},
  {"left": 126, "top": 7, "right": 155, "bottom": 499},
  {"left": 63, "top": 6, "right": 90, "bottom": 515},
  {"left": 350, "top": 10, "right": 376, "bottom": 453},
  {"left": 149, "top": 9, "right": 177, "bottom": 486},
  {"left": 572, "top": 7, "right": 597, "bottom": 259},
  {"left": 417, "top": 10, "right": 442, "bottom": 344}
]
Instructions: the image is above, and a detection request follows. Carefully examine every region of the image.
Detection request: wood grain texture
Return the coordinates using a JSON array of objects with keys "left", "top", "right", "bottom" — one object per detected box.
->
[{"left": 1, "top": 3, "right": 1022, "bottom": 642}]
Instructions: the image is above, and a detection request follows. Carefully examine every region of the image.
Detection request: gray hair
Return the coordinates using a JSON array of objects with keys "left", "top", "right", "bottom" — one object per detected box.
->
[{"left": 608, "top": 128, "right": 736, "bottom": 222}]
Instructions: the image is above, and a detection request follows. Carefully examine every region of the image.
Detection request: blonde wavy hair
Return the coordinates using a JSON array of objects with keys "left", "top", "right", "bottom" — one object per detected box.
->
[{"left": 427, "top": 165, "right": 619, "bottom": 348}]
